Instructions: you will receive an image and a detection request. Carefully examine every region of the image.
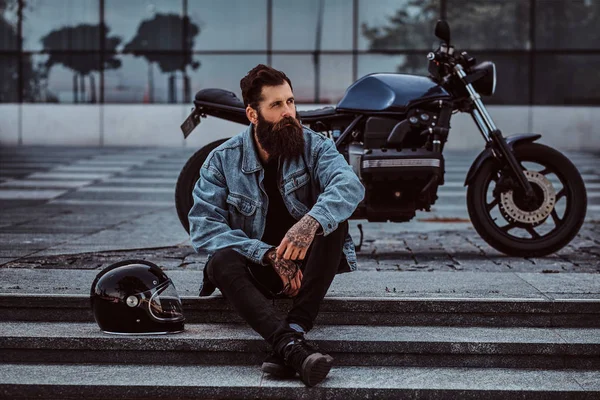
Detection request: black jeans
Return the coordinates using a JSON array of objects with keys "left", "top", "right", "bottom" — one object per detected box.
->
[{"left": 202, "top": 220, "right": 349, "bottom": 346}]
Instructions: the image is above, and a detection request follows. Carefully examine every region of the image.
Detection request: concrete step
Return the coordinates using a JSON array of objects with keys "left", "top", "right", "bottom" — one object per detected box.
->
[
  {"left": 0, "top": 363, "right": 597, "bottom": 399},
  {"left": 2, "top": 322, "right": 599, "bottom": 370},
  {"left": 1, "top": 293, "right": 599, "bottom": 327}
]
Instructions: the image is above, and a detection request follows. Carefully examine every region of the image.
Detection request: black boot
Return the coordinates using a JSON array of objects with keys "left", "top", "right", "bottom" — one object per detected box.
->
[
  {"left": 261, "top": 351, "right": 296, "bottom": 378},
  {"left": 275, "top": 334, "right": 333, "bottom": 387}
]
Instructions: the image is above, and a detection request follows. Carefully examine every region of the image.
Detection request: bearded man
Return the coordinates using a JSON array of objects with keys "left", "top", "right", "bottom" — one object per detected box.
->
[{"left": 188, "top": 64, "right": 365, "bottom": 386}]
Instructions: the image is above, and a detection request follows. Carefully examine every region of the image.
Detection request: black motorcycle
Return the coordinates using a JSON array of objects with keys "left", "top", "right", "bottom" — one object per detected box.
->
[{"left": 177, "top": 20, "right": 586, "bottom": 257}]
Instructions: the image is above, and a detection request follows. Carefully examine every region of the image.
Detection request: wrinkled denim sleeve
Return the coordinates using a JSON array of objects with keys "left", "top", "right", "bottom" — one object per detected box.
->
[
  {"left": 307, "top": 137, "right": 365, "bottom": 236},
  {"left": 188, "top": 157, "right": 273, "bottom": 265}
]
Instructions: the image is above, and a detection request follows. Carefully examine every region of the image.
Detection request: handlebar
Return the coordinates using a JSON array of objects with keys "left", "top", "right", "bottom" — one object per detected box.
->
[{"left": 428, "top": 44, "right": 476, "bottom": 71}]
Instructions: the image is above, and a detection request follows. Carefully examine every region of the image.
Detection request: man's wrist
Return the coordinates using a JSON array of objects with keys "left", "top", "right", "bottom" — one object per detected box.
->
[{"left": 262, "top": 247, "right": 276, "bottom": 264}]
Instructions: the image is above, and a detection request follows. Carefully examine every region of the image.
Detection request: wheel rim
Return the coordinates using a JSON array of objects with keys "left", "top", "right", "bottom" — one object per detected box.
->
[{"left": 482, "top": 158, "right": 572, "bottom": 242}]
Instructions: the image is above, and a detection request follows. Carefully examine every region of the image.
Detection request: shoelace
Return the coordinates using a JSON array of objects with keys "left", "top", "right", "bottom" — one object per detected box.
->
[{"left": 284, "top": 338, "right": 320, "bottom": 365}]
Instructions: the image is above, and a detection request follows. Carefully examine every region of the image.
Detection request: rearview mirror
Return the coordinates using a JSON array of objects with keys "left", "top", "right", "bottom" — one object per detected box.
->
[{"left": 434, "top": 20, "right": 451, "bottom": 44}]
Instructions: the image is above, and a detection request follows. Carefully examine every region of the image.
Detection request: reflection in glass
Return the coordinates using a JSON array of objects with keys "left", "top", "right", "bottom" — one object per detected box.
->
[
  {"left": 535, "top": 0, "right": 600, "bottom": 50},
  {"left": 319, "top": 56, "right": 353, "bottom": 104},
  {"left": 0, "top": 56, "right": 18, "bottom": 102},
  {"left": 189, "top": 0, "right": 267, "bottom": 50},
  {"left": 446, "top": 0, "right": 530, "bottom": 49},
  {"left": 358, "top": 54, "right": 427, "bottom": 77},
  {"left": 360, "top": 0, "right": 440, "bottom": 50},
  {"left": 188, "top": 55, "right": 267, "bottom": 102},
  {"left": 534, "top": 55, "right": 600, "bottom": 105},
  {"left": 104, "top": 54, "right": 188, "bottom": 103},
  {"left": 272, "top": 55, "right": 315, "bottom": 103},
  {"left": 23, "top": 0, "right": 100, "bottom": 50},
  {"left": 273, "top": 0, "right": 352, "bottom": 51},
  {"left": 27, "top": 54, "right": 100, "bottom": 103},
  {"left": 1, "top": 0, "right": 19, "bottom": 50},
  {"left": 105, "top": 0, "right": 184, "bottom": 51}
]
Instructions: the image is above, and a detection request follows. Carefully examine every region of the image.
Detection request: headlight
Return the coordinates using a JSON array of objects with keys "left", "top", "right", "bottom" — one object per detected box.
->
[{"left": 471, "top": 61, "right": 496, "bottom": 96}]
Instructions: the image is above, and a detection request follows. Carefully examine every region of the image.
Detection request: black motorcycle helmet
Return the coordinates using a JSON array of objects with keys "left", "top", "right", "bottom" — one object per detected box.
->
[{"left": 90, "top": 260, "right": 185, "bottom": 334}]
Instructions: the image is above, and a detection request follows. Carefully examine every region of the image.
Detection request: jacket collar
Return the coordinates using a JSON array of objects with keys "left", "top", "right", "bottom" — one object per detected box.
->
[{"left": 241, "top": 123, "right": 264, "bottom": 174}]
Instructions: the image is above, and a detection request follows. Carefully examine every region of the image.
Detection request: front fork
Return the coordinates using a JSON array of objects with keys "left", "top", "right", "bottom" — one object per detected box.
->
[{"left": 454, "top": 65, "right": 535, "bottom": 197}]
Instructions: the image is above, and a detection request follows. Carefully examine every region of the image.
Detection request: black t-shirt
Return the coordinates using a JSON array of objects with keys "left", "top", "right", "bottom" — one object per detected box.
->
[{"left": 261, "top": 157, "right": 297, "bottom": 247}]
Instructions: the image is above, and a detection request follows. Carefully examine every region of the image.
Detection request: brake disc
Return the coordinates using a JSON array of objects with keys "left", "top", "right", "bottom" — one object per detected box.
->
[{"left": 499, "top": 170, "right": 556, "bottom": 226}]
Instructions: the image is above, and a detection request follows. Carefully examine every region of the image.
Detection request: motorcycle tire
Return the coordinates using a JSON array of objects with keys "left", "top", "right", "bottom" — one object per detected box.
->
[
  {"left": 467, "top": 142, "right": 587, "bottom": 257},
  {"left": 175, "top": 138, "right": 229, "bottom": 233}
]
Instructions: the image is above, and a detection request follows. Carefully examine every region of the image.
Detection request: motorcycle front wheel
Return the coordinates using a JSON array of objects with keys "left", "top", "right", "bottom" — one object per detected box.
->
[
  {"left": 467, "top": 142, "right": 587, "bottom": 257},
  {"left": 175, "top": 138, "right": 229, "bottom": 233}
]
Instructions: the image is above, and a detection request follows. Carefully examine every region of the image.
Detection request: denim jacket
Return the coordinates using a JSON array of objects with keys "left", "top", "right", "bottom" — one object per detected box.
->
[{"left": 188, "top": 123, "right": 365, "bottom": 272}]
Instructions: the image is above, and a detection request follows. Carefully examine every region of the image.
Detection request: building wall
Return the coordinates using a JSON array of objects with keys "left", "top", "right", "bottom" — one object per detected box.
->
[
  {"left": 1, "top": 0, "right": 599, "bottom": 148},
  {"left": 1, "top": 104, "right": 598, "bottom": 151}
]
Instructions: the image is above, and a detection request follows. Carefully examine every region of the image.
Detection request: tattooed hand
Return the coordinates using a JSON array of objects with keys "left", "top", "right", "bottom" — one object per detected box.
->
[
  {"left": 276, "top": 214, "right": 321, "bottom": 261},
  {"left": 265, "top": 248, "right": 303, "bottom": 297}
]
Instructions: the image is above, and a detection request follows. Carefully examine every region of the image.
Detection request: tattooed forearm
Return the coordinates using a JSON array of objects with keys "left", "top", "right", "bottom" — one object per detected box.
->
[
  {"left": 266, "top": 250, "right": 298, "bottom": 278},
  {"left": 285, "top": 215, "right": 320, "bottom": 247}
]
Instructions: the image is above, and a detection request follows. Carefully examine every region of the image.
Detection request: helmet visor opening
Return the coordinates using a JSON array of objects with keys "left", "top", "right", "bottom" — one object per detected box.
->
[{"left": 145, "top": 280, "right": 185, "bottom": 322}]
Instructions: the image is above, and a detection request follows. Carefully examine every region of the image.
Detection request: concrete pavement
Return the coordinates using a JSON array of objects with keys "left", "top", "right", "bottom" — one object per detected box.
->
[{"left": 0, "top": 145, "right": 598, "bottom": 275}]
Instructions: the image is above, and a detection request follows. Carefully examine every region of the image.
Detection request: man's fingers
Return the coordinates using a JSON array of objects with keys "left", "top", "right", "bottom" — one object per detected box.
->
[
  {"left": 283, "top": 246, "right": 295, "bottom": 260},
  {"left": 299, "top": 248, "right": 308, "bottom": 261},
  {"left": 276, "top": 239, "right": 289, "bottom": 260},
  {"left": 291, "top": 247, "right": 303, "bottom": 260},
  {"left": 288, "top": 276, "right": 299, "bottom": 296},
  {"left": 289, "top": 273, "right": 301, "bottom": 297}
]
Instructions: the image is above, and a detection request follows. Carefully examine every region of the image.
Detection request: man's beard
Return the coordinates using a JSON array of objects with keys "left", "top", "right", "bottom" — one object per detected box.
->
[{"left": 255, "top": 111, "right": 305, "bottom": 161}]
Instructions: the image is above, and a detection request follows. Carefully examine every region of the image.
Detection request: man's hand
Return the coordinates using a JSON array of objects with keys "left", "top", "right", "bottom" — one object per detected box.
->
[
  {"left": 265, "top": 248, "right": 303, "bottom": 297},
  {"left": 276, "top": 215, "right": 321, "bottom": 261}
]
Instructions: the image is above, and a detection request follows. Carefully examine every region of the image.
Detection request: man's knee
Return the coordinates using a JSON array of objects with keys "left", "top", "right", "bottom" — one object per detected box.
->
[{"left": 205, "top": 248, "right": 246, "bottom": 284}]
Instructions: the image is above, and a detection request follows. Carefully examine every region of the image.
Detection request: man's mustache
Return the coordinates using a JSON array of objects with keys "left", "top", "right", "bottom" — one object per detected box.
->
[{"left": 273, "top": 116, "right": 302, "bottom": 132}]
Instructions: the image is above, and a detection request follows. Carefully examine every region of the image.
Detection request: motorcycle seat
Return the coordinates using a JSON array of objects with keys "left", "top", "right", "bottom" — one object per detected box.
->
[
  {"left": 194, "top": 88, "right": 338, "bottom": 119},
  {"left": 195, "top": 88, "right": 245, "bottom": 108}
]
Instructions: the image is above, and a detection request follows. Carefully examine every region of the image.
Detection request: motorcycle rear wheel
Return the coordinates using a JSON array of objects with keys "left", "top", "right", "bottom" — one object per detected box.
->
[
  {"left": 466, "top": 142, "right": 587, "bottom": 257},
  {"left": 175, "top": 138, "right": 229, "bottom": 233}
]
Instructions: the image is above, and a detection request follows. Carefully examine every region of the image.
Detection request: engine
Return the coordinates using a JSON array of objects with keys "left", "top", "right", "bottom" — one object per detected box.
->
[{"left": 343, "top": 113, "right": 445, "bottom": 222}]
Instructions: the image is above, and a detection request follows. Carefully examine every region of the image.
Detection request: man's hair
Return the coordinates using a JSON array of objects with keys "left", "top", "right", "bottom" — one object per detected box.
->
[{"left": 240, "top": 64, "right": 293, "bottom": 109}]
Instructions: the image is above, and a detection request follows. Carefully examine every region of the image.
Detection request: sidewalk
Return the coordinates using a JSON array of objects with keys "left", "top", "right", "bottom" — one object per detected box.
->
[{"left": 1, "top": 146, "right": 599, "bottom": 298}]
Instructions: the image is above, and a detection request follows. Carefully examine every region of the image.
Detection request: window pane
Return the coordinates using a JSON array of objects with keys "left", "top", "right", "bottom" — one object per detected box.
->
[
  {"left": 188, "top": 55, "right": 268, "bottom": 102},
  {"left": 104, "top": 53, "right": 193, "bottom": 103},
  {"left": 536, "top": 0, "right": 600, "bottom": 49},
  {"left": 23, "top": 0, "right": 100, "bottom": 51},
  {"left": 190, "top": 0, "right": 267, "bottom": 51},
  {"left": 446, "top": 0, "right": 530, "bottom": 49},
  {"left": 359, "top": 0, "right": 440, "bottom": 50},
  {"left": 358, "top": 53, "right": 428, "bottom": 77},
  {"left": 272, "top": 55, "right": 315, "bottom": 103},
  {"left": 272, "top": 0, "right": 352, "bottom": 51},
  {"left": 0, "top": 56, "right": 19, "bottom": 102},
  {"left": 1, "top": 0, "right": 20, "bottom": 50},
  {"left": 22, "top": 54, "right": 45, "bottom": 102},
  {"left": 26, "top": 54, "right": 100, "bottom": 103},
  {"left": 105, "top": 0, "right": 185, "bottom": 52},
  {"left": 534, "top": 55, "right": 600, "bottom": 105},
  {"left": 319, "top": 55, "right": 353, "bottom": 104}
]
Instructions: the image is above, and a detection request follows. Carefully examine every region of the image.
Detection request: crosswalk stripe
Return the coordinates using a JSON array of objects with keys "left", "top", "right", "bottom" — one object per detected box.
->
[
  {"left": 77, "top": 187, "right": 174, "bottom": 193},
  {"left": 49, "top": 166, "right": 133, "bottom": 173},
  {"left": 49, "top": 199, "right": 173, "bottom": 207},
  {"left": 101, "top": 177, "right": 178, "bottom": 184},
  {"left": 0, "top": 180, "right": 91, "bottom": 188},
  {"left": 0, "top": 189, "right": 68, "bottom": 200},
  {"left": 25, "top": 172, "right": 112, "bottom": 180}
]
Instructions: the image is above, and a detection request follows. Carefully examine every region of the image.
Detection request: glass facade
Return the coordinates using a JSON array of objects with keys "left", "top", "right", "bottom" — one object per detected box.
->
[{"left": 0, "top": 0, "right": 598, "bottom": 105}]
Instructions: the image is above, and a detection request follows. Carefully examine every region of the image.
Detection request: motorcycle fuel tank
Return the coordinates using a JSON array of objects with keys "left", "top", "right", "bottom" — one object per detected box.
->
[{"left": 337, "top": 73, "right": 451, "bottom": 113}]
